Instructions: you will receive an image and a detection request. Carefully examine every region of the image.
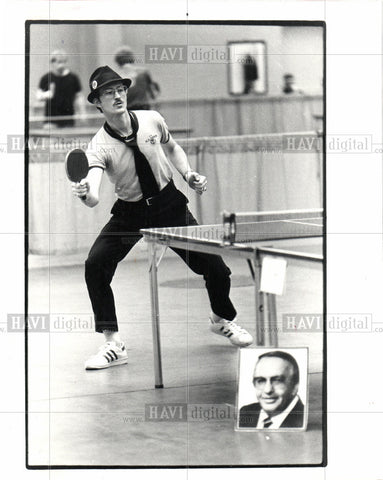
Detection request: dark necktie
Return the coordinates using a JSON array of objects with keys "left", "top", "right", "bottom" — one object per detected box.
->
[
  {"left": 263, "top": 417, "right": 273, "bottom": 428},
  {"left": 103, "top": 112, "right": 160, "bottom": 199}
]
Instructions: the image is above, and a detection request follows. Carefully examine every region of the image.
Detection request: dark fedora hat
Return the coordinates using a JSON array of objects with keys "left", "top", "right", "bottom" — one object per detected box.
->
[{"left": 87, "top": 65, "right": 132, "bottom": 103}]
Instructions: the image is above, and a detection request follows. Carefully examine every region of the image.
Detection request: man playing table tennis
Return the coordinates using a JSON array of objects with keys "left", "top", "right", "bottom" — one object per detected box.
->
[{"left": 71, "top": 66, "right": 253, "bottom": 369}]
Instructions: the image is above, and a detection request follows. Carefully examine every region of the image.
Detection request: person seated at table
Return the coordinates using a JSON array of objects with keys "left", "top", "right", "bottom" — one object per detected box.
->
[{"left": 282, "top": 73, "right": 303, "bottom": 95}]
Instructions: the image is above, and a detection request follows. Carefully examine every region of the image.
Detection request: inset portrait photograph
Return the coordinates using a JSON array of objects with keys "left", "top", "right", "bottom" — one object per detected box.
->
[{"left": 236, "top": 348, "right": 308, "bottom": 430}]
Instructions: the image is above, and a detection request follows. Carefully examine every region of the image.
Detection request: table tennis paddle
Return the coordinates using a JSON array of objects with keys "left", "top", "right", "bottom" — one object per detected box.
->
[{"left": 65, "top": 148, "right": 89, "bottom": 200}]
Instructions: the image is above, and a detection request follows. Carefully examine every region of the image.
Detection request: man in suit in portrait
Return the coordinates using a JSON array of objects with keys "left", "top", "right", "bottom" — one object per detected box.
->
[{"left": 239, "top": 350, "right": 305, "bottom": 429}]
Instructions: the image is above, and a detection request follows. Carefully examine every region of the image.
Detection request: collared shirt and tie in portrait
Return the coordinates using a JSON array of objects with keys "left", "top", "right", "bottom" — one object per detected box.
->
[{"left": 237, "top": 348, "right": 308, "bottom": 430}]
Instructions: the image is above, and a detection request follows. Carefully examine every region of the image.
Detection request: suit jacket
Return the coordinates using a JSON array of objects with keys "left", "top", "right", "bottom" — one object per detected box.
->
[{"left": 239, "top": 397, "right": 305, "bottom": 428}]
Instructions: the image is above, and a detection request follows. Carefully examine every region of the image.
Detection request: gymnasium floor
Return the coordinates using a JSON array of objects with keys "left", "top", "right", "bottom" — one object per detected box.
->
[{"left": 27, "top": 243, "right": 324, "bottom": 467}]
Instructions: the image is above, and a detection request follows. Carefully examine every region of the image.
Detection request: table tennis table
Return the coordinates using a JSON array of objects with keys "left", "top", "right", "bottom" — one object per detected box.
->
[{"left": 140, "top": 208, "right": 324, "bottom": 388}]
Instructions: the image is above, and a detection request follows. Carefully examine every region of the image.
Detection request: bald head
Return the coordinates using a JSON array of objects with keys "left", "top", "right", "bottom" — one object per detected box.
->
[{"left": 51, "top": 50, "right": 68, "bottom": 75}]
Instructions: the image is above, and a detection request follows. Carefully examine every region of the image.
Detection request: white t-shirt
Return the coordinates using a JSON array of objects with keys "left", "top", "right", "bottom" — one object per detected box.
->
[{"left": 86, "top": 110, "right": 173, "bottom": 201}]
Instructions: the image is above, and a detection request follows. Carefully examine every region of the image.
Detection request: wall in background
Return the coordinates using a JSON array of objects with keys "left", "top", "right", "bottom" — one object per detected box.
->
[
  {"left": 29, "top": 23, "right": 323, "bottom": 104},
  {"left": 279, "top": 26, "right": 324, "bottom": 93}
]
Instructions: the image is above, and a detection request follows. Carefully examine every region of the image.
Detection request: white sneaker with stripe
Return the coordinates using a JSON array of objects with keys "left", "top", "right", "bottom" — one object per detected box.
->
[
  {"left": 209, "top": 318, "right": 253, "bottom": 347},
  {"left": 85, "top": 341, "right": 128, "bottom": 370}
]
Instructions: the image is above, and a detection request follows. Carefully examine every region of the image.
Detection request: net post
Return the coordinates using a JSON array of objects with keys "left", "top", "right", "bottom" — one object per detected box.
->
[{"left": 222, "top": 211, "right": 236, "bottom": 245}]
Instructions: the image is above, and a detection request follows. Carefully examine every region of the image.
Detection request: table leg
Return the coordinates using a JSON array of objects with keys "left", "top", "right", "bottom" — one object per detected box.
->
[
  {"left": 148, "top": 241, "right": 164, "bottom": 388},
  {"left": 267, "top": 293, "right": 278, "bottom": 346},
  {"left": 253, "top": 254, "right": 265, "bottom": 346}
]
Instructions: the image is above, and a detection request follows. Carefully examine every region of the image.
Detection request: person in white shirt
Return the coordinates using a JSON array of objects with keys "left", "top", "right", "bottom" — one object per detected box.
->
[{"left": 71, "top": 66, "right": 253, "bottom": 370}]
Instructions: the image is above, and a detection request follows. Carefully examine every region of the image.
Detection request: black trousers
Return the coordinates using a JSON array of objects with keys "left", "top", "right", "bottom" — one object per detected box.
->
[{"left": 85, "top": 181, "right": 237, "bottom": 332}]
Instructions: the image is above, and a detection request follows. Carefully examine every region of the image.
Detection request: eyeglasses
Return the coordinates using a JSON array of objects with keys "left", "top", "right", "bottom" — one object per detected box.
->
[
  {"left": 100, "top": 86, "right": 127, "bottom": 98},
  {"left": 253, "top": 376, "right": 287, "bottom": 388}
]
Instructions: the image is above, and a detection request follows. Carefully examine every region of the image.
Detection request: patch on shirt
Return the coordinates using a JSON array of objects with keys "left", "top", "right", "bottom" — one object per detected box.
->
[{"left": 145, "top": 134, "right": 158, "bottom": 145}]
